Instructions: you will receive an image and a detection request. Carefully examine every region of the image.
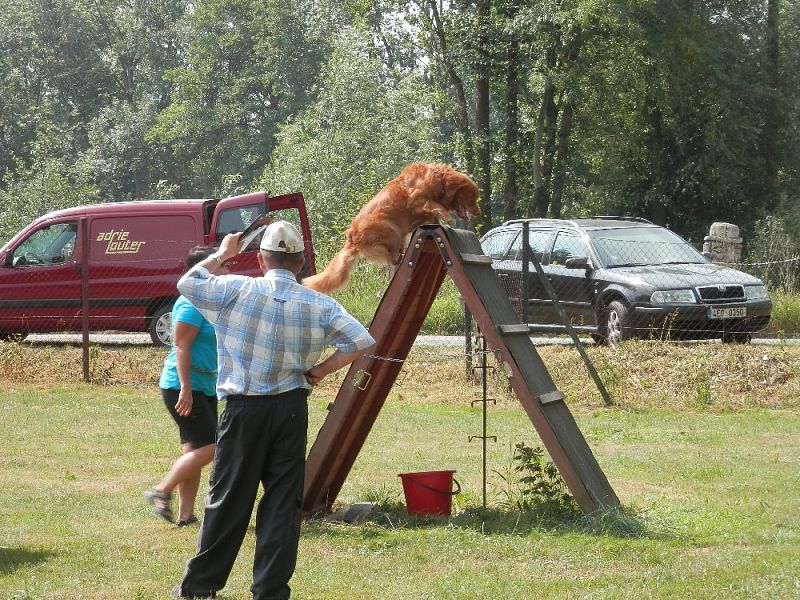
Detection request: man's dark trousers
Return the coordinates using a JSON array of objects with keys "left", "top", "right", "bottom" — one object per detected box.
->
[{"left": 178, "top": 389, "right": 309, "bottom": 600}]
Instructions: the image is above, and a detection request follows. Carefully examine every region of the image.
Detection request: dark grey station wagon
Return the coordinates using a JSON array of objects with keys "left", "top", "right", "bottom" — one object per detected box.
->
[{"left": 479, "top": 217, "right": 772, "bottom": 346}]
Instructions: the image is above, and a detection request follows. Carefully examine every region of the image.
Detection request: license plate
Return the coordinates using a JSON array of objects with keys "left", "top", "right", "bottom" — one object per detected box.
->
[{"left": 708, "top": 306, "right": 747, "bottom": 319}]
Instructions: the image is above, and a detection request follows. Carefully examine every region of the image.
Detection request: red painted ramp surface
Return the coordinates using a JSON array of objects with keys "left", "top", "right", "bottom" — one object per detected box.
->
[{"left": 303, "top": 225, "right": 619, "bottom": 515}]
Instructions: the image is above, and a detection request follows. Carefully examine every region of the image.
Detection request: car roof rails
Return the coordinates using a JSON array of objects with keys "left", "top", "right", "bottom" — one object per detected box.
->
[
  {"left": 500, "top": 216, "right": 653, "bottom": 229},
  {"left": 502, "top": 218, "right": 581, "bottom": 228},
  {"left": 588, "top": 216, "right": 654, "bottom": 224}
]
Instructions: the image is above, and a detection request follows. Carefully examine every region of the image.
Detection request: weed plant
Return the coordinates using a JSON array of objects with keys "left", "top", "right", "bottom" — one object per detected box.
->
[
  {"left": 768, "top": 291, "right": 800, "bottom": 336},
  {"left": 746, "top": 215, "right": 799, "bottom": 293},
  {"left": 493, "top": 442, "right": 580, "bottom": 517}
]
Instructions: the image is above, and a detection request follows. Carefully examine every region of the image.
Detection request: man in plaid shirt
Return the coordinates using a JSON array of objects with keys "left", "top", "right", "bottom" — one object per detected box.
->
[{"left": 173, "top": 221, "right": 375, "bottom": 600}]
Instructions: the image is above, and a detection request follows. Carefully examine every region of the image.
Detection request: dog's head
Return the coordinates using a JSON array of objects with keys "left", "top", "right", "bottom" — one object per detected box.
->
[{"left": 432, "top": 164, "right": 481, "bottom": 221}]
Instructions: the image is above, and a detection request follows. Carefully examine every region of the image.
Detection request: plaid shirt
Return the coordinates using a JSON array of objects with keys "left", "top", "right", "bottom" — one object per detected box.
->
[{"left": 177, "top": 267, "right": 375, "bottom": 399}]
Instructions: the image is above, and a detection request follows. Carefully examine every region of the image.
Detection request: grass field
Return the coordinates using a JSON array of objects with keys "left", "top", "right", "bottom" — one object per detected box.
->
[{"left": 1, "top": 340, "right": 799, "bottom": 599}]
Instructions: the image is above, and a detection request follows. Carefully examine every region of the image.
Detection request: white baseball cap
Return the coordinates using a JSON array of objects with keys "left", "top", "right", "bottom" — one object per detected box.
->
[{"left": 260, "top": 220, "right": 304, "bottom": 253}]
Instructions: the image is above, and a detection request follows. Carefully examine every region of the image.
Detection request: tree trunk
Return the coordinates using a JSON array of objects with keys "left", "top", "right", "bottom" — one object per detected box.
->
[
  {"left": 762, "top": 0, "right": 780, "bottom": 209},
  {"left": 426, "top": 0, "right": 475, "bottom": 174},
  {"left": 533, "top": 77, "right": 557, "bottom": 217},
  {"left": 644, "top": 68, "right": 668, "bottom": 226},
  {"left": 502, "top": 36, "right": 519, "bottom": 222},
  {"left": 549, "top": 27, "right": 582, "bottom": 219},
  {"left": 476, "top": 77, "right": 491, "bottom": 230},
  {"left": 541, "top": 87, "right": 559, "bottom": 216},
  {"left": 474, "top": 0, "right": 492, "bottom": 232},
  {"left": 550, "top": 99, "right": 573, "bottom": 219},
  {"left": 532, "top": 41, "right": 560, "bottom": 218}
]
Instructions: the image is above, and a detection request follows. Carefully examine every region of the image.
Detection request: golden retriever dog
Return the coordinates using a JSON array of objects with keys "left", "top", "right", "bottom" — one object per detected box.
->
[{"left": 302, "top": 163, "right": 480, "bottom": 293}]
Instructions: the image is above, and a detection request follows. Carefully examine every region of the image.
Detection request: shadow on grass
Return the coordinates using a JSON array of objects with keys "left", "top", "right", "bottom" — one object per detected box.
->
[
  {"left": 0, "top": 547, "right": 53, "bottom": 575},
  {"left": 303, "top": 501, "right": 673, "bottom": 541}
]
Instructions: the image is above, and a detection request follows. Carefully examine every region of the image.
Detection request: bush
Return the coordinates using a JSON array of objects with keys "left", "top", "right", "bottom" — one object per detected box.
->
[
  {"left": 767, "top": 292, "right": 800, "bottom": 336},
  {"left": 326, "top": 258, "right": 465, "bottom": 335},
  {"left": 745, "top": 216, "right": 799, "bottom": 294}
]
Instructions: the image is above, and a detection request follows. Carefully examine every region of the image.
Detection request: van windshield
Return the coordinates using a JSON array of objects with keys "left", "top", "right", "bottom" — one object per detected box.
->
[{"left": 588, "top": 226, "right": 706, "bottom": 268}]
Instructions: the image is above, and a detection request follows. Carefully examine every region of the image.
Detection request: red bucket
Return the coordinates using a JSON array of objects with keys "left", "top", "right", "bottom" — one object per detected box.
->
[{"left": 398, "top": 470, "right": 461, "bottom": 516}]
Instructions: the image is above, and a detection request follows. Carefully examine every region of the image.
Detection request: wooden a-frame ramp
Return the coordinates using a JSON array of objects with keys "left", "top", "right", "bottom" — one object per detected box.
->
[{"left": 303, "top": 224, "right": 620, "bottom": 515}]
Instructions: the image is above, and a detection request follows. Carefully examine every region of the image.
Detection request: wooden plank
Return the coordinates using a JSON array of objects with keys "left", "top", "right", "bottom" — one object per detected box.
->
[{"left": 303, "top": 231, "right": 447, "bottom": 514}]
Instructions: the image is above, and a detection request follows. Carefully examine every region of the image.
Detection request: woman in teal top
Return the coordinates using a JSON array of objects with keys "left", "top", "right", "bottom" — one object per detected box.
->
[{"left": 145, "top": 247, "right": 223, "bottom": 526}]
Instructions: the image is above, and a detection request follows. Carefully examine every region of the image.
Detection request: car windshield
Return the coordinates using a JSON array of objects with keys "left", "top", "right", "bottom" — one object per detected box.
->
[{"left": 587, "top": 226, "right": 706, "bottom": 268}]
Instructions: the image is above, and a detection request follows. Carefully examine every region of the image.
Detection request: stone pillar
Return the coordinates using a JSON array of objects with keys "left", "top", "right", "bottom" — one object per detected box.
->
[{"left": 703, "top": 222, "right": 743, "bottom": 264}]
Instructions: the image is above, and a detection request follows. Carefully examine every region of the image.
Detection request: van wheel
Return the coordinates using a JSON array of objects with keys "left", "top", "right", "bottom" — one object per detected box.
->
[
  {"left": 601, "top": 301, "right": 632, "bottom": 348},
  {"left": 149, "top": 304, "right": 173, "bottom": 347},
  {"left": 0, "top": 332, "right": 25, "bottom": 342}
]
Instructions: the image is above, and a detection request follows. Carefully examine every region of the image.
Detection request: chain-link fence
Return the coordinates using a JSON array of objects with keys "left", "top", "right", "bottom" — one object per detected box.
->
[{"left": 480, "top": 219, "right": 799, "bottom": 345}]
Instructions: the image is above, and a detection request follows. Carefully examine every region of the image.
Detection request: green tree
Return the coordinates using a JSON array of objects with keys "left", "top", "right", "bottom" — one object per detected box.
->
[
  {"left": 260, "top": 28, "right": 440, "bottom": 243},
  {"left": 0, "top": 124, "right": 97, "bottom": 243},
  {"left": 0, "top": 0, "right": 188, "bottom": 205},
  {"left": 150, "top": 0, "right": 341, "bottom": 197},
  {"left": 76, "top": 0, "right": 189, "bottom": 199},
  {"left": 560, "top": 1, "right": 788, "bottom": 240}
]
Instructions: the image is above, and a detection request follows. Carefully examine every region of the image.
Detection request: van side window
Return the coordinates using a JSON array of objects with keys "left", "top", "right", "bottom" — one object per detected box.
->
[{"left": 11, "top": 222, "right": 77, "bottom": 267}]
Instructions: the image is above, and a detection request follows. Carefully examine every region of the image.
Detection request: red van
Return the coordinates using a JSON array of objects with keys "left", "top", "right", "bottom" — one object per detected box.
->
[{"left": 0, "top": 191, "right": 316, "bottom": 345}]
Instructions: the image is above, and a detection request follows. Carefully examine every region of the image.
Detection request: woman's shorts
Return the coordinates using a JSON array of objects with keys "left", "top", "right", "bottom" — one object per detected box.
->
[{"left": 161, "top": 388, "right": 219, "bottom": 448}]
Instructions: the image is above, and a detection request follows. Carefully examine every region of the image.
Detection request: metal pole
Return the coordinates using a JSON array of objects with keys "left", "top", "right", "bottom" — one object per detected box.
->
[
  {"left": 469, "top": 333, "right": 496, "bottom": 508},
  {"left": 525, "top": 234, "right": 614, "bottom": 407},
  {"left": 463, "top": 299, "right": 473, "bottom": 380},
  {"left": 521, "top": 222, "right": 530, "bottom": 323},
  {"left": 80, "top": 217, "right": 90, "bottom": 382},
  {"left": 480, "top": 336, "right": 488, "bottom": 507}
]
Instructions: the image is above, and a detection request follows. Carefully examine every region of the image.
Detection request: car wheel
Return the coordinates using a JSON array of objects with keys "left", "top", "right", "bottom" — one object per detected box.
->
[
  {"left": 721, "top": 331, "right": 752, "bottom": 344},
  {"left": 590, "top": 333, "right": 607, "bottom": 346},
  {"left": 149, "top": 303, "right": 173, "bottom": 347},
  {"left": 603, "top": 301, "right": 632, "bottom": 348}
]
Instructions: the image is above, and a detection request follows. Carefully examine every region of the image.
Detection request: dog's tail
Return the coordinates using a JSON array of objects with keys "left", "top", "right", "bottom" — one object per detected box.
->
[{"left": 302, "top": 246, "right": 360, "bottom": 293}]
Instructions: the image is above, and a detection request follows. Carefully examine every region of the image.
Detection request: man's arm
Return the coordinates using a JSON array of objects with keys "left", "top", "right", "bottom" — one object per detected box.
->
[
  {"left": 304, "top": 345, "right": 375, "bottom": 387},
  {"left": 177, "top": 232, "right": 242, "bottom": 315},
  {"left": 186, "top": 232, "right": 242, "bottom": 277}
]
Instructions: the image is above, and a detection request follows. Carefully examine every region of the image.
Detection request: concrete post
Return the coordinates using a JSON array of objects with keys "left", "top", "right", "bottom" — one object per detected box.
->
[{"left": 703, "top": 222, "right": 743, "bottom": 264}]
